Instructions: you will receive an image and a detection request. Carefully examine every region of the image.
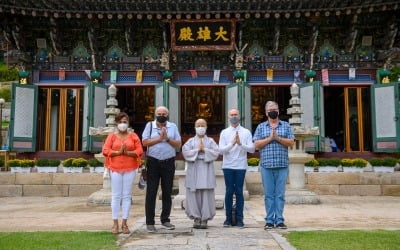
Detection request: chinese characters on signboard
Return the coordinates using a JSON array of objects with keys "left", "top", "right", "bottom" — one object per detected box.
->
[{"left": 171, "top": 19, "right": 236, "bottom": 51}]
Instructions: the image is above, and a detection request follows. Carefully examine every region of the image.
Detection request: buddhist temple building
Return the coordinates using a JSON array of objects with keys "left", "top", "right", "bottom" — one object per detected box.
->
[{"left": 0, "top": 0, "right": 399, "bottom": 157}]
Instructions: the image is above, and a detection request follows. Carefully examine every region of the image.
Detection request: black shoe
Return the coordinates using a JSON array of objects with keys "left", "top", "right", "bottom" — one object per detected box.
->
[
  {"left": 264, "top": 223, "right": 274, "bottom": 230},
  {"left": 193, "top": 218, "right": 201, "bottom": 229},
  {"left": 200, "top": 220, "right": 208, "bottom": 229},
  {"left": 276, "top": 223, "right": 287, "bottom": 229},
  {"left": 223, "top": 219, "right": 231, "bottom": 227}
]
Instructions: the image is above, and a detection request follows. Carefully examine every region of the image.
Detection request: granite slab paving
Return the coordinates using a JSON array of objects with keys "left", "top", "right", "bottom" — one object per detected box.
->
[{"left": 121, "top": 203, "right": 286, "bottom": 250}]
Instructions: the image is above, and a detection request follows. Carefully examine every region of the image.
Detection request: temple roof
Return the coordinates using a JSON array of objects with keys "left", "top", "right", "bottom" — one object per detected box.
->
[{"left": 0, "top": 0, "right": 399, "bottom": 18}]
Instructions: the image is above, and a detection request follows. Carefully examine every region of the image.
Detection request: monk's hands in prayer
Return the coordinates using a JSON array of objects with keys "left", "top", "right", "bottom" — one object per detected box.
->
[{"left": 198, "top": 138, "right": 204, "bottom": 152}]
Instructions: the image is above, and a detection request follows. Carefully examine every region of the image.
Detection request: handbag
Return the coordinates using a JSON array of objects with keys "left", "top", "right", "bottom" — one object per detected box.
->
[{"left": 138, "top": 122, "right": 152, "bottom": 188}]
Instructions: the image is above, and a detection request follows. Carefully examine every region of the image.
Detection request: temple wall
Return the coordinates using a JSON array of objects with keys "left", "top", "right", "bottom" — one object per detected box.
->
[{"left": 1, "top": 168, "right": 399, "bottom": 197}]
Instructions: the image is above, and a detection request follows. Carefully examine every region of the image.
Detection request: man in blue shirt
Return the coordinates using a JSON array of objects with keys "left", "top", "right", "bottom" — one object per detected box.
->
[
  {"left": 142, "top": 106, "right": 182, "bottom": 233},
  {"left": 253, "top": 101, "right": 294, "bottom": 230}
]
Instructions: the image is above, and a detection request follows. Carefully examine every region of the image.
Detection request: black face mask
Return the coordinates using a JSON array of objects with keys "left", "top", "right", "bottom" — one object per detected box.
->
[
  {"left": 267, "top": 111, "right": 279, "bottom": 119},
  {"left": 156, "top": 115, "right": 168, "bottom": 123}
]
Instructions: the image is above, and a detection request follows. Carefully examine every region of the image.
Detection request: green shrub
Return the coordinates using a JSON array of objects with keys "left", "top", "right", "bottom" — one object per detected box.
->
[
  {"left": 0, "top": 66, "right": 18, "bottom": 82},
  {"left": 318, "top": 158, "right": 340, "bottom": 167},
  {"left": 369, "top": 158, "right": 383, "bottom": 166},
  {"left": 304, "top": 159, "right": 318, "bottom": 167},
  {"left": 352, "top": 158, "right": 368, "bottom": 168},
  {"left": 247, "top": 157, "right": 260, "bottom": 166},
  {"left": 72, "top": 158, "right": 88, "bottom": 168},
  {"left": 35, "top": 158, "right": 49, "bottom": 167},
  {"left": 0, "top": 87, "right": 11, "bottom": 102},
  {"left": 7, "top": 159, "right": 20, "bottom": 167},
  {"left": 62, "top": 158, "right": 74, "bottom": 167},
  {"left": 19, "top": 159, "right": 35, "bottom": 168},
  {"left": 87, "top": 158, "right": 102, "bottom": 167},
  {"left": 0, "top": 159, "right": 4, "bottom": 167},
  {"left": 381, "top": 157, "right": 397, "bottom": 167},
  {"left": 48, "top": 159, "right": 61, "bottom": 167},
  {"left": 340, "top": 158, "right": 353, "bottom": 167}
]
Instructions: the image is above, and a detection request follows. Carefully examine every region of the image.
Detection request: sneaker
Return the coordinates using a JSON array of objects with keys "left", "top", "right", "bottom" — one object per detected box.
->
[
  {"left": 146, "top": 224, "right": 157, "bottom": 233},
  {"left": 193, "top": 218, "right": 201, "bottom": 229},
  {"left": 264, "top": 223, "right": 274, "bottom": 230},
  {"left": 161, "top": 222, "right": 175, "bottom": 230},
  {"left": 236, "top": 220, "right": 245, "bottom": 229},
  {"left": 276, "top": 223, "right": 287, "bottom": 229},
  {"left": 223, "top": 219, "right": 231, "bottom": 227}
]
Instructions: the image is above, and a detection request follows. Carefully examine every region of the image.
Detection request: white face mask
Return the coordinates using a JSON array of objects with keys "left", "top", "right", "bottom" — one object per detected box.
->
[
  {"left": 117, "top": 123, "right": 128, "bottom": 132},
  {"left": 195, "top": 127, "right": 206, "bottom": 136}
]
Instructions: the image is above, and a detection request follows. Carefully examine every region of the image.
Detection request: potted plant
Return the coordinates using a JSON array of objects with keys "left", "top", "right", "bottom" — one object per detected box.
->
[
  {"left": 63, "top": 158, "right": 87, "bottom": 173},
  {"left": 35, "top": 158, "right": 60, "bottom": 173},
  {"left": 342, "top": 158, "right": 368, "bottom": 173},
  {"left": 317, "top": 158, "right": 340, "bottom": 172},
  {"left": 247, "top": 157, "right": 260, "bottom": 172},
  {"left": 304, "top": 159, "right": 318, "bottom": 173},
  {"left": 88, "top": 158, "right": 104, "bottom": 173},
  {"left": 9, "top": 159, "right": 33, "bottom": 173},
  {"left": 371, "top": 157, "right": 396, "bottom": 173}
]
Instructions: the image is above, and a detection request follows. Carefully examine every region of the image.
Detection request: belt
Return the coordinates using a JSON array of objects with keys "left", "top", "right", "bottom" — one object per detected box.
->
[{"left": 148, "top": 156, "right": 174, "bottom": 163}]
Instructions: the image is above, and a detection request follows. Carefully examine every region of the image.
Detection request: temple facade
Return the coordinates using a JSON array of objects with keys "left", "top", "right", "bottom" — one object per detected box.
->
[{"left": 1, "top": 0, "right": 399, "bottom": 156}]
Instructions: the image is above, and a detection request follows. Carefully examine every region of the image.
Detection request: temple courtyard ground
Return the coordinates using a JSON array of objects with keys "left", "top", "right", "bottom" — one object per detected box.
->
[{"left": 0, "top": 195, "right": 399, "bottom": 232}]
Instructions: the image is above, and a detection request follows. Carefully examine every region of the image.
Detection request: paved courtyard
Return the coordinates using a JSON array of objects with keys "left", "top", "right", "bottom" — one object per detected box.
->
[{"left": 0, "top": 195, "right": 399, "bottom": 249}]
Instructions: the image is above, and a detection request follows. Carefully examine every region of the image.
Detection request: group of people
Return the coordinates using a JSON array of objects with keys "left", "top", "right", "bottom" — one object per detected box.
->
[{"left": 102, "top": 101, "right": 294, "bottom": 235}]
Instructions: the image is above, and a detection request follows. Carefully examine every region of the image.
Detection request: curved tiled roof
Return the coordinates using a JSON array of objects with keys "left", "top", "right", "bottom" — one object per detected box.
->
[{"left": 0, "top": 0, "right": 399, "bottom": 16}]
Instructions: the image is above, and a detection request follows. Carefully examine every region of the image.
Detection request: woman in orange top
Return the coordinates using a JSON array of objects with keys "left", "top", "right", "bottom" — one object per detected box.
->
[{"left": 102, "top": 112, "right": 143, "bottom": 234}]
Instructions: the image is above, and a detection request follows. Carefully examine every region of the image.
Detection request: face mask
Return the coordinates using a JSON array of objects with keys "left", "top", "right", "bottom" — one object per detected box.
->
[
  {"left": 268, "top": 111, "right": 279, "bottom": 119},
  {"left": 229, "top": 116, "right": 240, "bottom": 124},
  {"left": 156, "top": 115, "right": 168, "bottom": 123},
  {"left": 195, "top": 127, "right": 206, "bottom": 136},
  {"left": 117, "top": 123, "right": 128, "bottom": 131}
]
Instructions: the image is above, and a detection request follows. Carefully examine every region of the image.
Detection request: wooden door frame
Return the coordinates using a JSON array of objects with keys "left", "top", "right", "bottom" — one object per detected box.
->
[{"left": 344, "top": 87, "right": 365, "bottom": 152}]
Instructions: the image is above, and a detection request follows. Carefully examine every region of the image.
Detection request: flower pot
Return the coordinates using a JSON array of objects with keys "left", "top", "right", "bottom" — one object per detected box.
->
[
  {"left": 10, "top": 167, "right": 31, "bottom": 173},
  {"left": 37, "top": 166, "right": 58, "bottom": 173},
  {"left": 373, "top": 166, "right": 395, "bottom": 173},
  {"left": 343, "top": 167, "right": 364, "bottom": 173},
  {"left": 318, "top": 166, "right": 339, "bottom": 173},
  {"left": 89, "top": 166, "right": 105, "bottom": 173},
  {"left": 63, "top": 167, "right": 83, "bottom": 173},
  {"left": 304, "top": 166, "right": 315, "bottom": 173},
  {"left": 247, "top": 166, "right": 259, "bottom": 172}
]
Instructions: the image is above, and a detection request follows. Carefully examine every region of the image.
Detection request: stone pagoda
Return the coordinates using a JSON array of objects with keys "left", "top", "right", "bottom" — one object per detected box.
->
[{"left": 286, "top": 83, "right": 320, "bottom": 204}]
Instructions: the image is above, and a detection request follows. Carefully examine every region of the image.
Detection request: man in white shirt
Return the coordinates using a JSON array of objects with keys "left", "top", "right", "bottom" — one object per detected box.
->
[{"left": 219, "top": 108, "right": 255, "bottom": 228}]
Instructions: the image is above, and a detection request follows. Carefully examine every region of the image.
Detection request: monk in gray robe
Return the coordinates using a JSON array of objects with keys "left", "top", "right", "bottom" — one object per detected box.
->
[{"left": 182, "top": 119, "right": 219, "bottom": 229}]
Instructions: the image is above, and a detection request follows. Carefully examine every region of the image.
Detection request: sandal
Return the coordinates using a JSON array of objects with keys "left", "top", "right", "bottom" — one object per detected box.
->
[
  {"left": 121, "top": 225, "right": 130, "bottom": 234},
  {"left": 111, "top": 225, "right": 119, "bottom": 235}
]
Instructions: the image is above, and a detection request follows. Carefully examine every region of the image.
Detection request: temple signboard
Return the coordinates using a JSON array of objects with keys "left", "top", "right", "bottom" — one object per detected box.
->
[{"left": 171, "top": 19, "right": 235, "bottom": 51}]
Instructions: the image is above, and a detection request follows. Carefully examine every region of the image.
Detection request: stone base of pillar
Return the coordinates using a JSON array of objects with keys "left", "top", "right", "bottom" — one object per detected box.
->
[
  {"left": 285, "top": 189, "right": 320, "bottom": 204},
  {"left": 87, "top": 188, "right": 112, "bottom": 206}
]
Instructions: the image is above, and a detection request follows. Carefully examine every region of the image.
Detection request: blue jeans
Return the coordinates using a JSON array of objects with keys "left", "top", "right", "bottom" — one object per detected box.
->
[
  {"left": 260, "top": 167, "right": 288, "bottom": 225},
  {"left": 223, "top": 169, "right": 246, "bottom": 220}
]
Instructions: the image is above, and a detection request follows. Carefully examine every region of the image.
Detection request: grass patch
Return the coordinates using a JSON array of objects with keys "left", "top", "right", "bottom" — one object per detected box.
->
[
  {"left": 286, "top": 230, "right": 400, "bottom": 250},
  {"left": 0, "top": 231, "right": 120, "bottom": 250}
]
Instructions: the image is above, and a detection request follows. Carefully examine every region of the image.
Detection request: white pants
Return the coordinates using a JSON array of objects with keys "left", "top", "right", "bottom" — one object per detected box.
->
[{"left": 110, "top": 170, "right": 137, "bottom": 220}]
